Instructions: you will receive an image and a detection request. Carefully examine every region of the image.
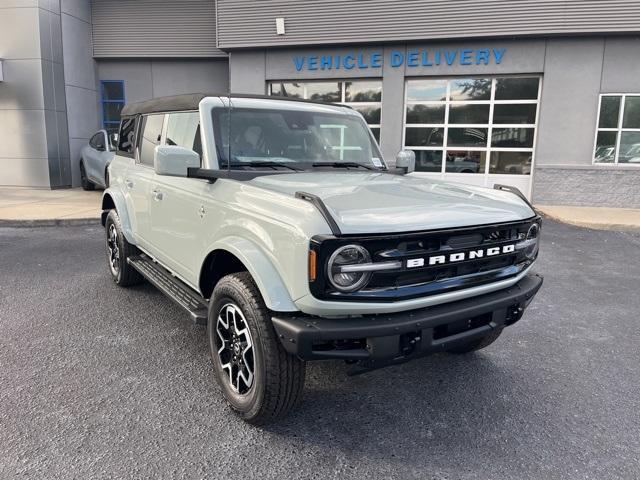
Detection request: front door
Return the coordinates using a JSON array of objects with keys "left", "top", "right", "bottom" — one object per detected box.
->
[{"left": 147, "top": 111, "right": 209, "bottom": 287}]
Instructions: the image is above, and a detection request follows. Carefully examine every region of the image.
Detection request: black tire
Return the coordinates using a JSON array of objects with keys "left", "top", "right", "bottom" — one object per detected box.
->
[
  {"left": 447, "top": 327, "right": 504, "bottom": 354},
  {"left": 208, "top": 272, "right": 306, "bottom": 425},
  {"left": 80, "top": 161, "right": 95, "bottom": 191},
  {"left": 105, "top": 209, "right": 143, "bottom": 287}
]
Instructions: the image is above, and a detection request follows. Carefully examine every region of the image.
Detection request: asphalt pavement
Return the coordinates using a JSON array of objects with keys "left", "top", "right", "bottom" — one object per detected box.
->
[{"left": 1, "top": 220, "right": 639, "bottom": 479}]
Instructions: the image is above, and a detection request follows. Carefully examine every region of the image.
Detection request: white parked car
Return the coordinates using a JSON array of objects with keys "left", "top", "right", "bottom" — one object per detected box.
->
[{"left": 80, "top": 130, "right": 116, "bottom": 190}]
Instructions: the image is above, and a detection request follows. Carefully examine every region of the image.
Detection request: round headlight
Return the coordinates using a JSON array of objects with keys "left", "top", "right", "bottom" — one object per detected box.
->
[
  {"left": 524, "top": 222, "right": 540, "bottom": 260},
  {"left": 327, "top": 244, "right": 372, "bottom": 292}
]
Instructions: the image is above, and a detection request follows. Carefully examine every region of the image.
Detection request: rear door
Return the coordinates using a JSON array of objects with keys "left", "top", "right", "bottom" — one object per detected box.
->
[{"left": 124, "top": 113, "right": 164, "bottom": 250}]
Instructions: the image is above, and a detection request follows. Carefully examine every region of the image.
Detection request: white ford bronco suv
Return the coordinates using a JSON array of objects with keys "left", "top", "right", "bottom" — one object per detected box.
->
[{"left": 102, "top": 93, "right": 543, "bottom": 424}]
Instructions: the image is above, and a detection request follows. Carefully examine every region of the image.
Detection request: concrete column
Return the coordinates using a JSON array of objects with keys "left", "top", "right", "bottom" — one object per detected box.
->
[
  {"left": 379, "top": 45, "right": 406, "bottom": 166},
  {"left": 60, "top": 0, "right": 100, "bottom": 187},
  {"left": 0, "top": 0, "right": 70, "bottom": 187}
]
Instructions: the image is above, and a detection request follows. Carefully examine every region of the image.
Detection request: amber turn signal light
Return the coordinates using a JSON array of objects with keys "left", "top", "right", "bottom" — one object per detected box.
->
[{"left": 308, "top": 250, "right": 317, "bottom": 281}]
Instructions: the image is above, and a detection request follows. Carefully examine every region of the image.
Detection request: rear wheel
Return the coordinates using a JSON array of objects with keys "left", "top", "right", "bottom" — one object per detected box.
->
[
  {"left": 447, "top": 327, "right": 503, "bottom": 354},
  {"left": 80, "top": 161, "right": 95, "bottom": 191},
  {"left": 208, "top": 272, "right": 306, "bottom": 424},
  {"left": 105, "top": 210, "right": 143, "bottom": 287}
]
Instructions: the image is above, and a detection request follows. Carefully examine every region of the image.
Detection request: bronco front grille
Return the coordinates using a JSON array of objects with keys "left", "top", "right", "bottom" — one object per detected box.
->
[{"left": 309, "top": 218, "right": 539, "bottom": 302}]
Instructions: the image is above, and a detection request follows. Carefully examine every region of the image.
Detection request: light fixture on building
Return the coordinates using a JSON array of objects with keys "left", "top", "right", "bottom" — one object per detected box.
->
[{"left": 275, "top": 17, "right": 285, "bottom": 35}]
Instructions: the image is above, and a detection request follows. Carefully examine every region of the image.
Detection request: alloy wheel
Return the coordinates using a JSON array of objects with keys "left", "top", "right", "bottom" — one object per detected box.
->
[
  {"left": 106, "top": 223, "right": 120, "bottom": 276},
  {"left": 215, "top": 303, "right": 255, "bottom": 394}
]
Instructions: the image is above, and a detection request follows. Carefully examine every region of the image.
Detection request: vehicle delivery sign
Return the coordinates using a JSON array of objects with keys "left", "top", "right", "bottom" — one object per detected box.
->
[{"left": 293, "top": 48, "right": 507, "bottom": 72}]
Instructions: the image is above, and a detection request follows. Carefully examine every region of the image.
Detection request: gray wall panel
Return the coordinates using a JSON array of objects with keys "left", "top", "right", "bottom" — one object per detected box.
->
[
  {"left": 97, "top": 60, "right": 154, "bottom": 104},
  {"left": 534, "top": 38, "right": 604, "bottom": 168},
  {"left": 96, "top": 59, "right": 229, "bottom": 103},
  {"left": 217, "top": 0, "right": 640, "bottom": 49},
  {"left": 0, "top": 60, "right": 46, "bottom": 110},
  {"left": 91, "top": 0, "right": 226, "bottom": 58},
  {"left": 601, "top": 37, "right": 640, "bottom": 92},
  {"left": 229, "top": 51, "right": 266, "bottom": 94},
  {"left": 151, "top": 59, "right": 229, "bottom": 97}
]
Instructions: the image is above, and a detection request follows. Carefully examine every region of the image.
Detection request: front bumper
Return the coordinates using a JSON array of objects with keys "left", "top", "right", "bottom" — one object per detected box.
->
[{"left": 272, "top": 273, "right": 543, "bottom": 366}]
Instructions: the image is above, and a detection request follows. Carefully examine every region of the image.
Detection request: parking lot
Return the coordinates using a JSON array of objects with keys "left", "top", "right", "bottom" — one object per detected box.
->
[{"left": 1, "top": 220, "right": 639, "bottom": 479}]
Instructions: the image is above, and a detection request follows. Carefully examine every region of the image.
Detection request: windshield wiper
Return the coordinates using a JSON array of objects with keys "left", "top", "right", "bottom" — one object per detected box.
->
[
  {"left": 312, "top": 162, "right": 376, "bottom": 170},
  {"left": 229, "top": 161, "right": 301, "bottom": 171}
]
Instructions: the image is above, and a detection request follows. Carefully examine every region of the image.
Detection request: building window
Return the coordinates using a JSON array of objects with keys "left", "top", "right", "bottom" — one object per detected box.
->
[
  {"left": 404, "top": 76, "right": 540, "bottom": 175},
  {"left": 268, "top": 80, "right": 382, "bottom": 143},
  {"left": 101, "top": 81, "right": 125, "bottom": 135},
  {"left": 594, "top": 94, "right": 640, "bottom": 164}
]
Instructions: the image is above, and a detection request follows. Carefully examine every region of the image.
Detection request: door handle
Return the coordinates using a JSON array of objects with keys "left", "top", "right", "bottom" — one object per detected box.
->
[
  {"left": 152, "top": 189, "right": 164, "bottom": 201},
  {"left": 125, "top": 179, "right": 134, "bottom": 189}
]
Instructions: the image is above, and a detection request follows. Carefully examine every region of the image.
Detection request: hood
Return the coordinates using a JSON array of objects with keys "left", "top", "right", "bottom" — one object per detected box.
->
[{"left": 249, "top": 172, "right": 535, "bottom": 234}]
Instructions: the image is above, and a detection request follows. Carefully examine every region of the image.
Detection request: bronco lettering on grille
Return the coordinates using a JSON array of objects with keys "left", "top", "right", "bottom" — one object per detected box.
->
[{"left": 406, "top": 244, "right": 516, "bottom": 268}]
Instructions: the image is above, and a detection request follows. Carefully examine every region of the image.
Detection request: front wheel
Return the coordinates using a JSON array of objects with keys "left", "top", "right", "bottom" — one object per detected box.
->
[
  {"left": 208, "top": 272, "right": 306, "bottom": 424},
  {"left": 80, "top": 161, "right": 95, "bottom": 191},
  {"left": 447, "top": 327, "right": 503, "bottom": 354}
]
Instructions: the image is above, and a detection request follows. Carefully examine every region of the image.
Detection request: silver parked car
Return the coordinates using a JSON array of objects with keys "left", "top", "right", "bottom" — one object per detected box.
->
[{"left": 80, "top": 130, "right": 116, "bottom": 190}]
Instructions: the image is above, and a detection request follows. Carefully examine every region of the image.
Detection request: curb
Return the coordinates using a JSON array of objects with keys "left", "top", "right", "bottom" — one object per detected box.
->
[
  {"left": 0, "top": 217, "right": 101, "bottom": 228},
  {"left": 539, "top": 212, "right": 640, "bottom": 232}
]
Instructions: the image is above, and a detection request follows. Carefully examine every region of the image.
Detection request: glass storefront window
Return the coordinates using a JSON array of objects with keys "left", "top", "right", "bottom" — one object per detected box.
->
[
  {"left": 405, "top": 127, "right": 444, "bottom": 147},
  {"left": 594, "top": 94, "right": 640, "bottom": 164},
  {"left": 448, "top": 104, "right": 490, "bottom": 124},
  {"left": 414, "top": 150, "right": 443, "bottom": 172},
  {"left": 490, "top": 151, "right": 532, "bottom": 174},
  {"left": 406, "top": 104, "right": 446, "bottom": 124},
  {"left": 268, "top": 79, "right": 383, "bottom": 145},
  {"left": 345, "top": 81, "right": 382, "bottom": 102},
  {"left": 445, "top": 150, "right": 486, "bottom": 173},
  {"left": 448, "top": 128, "right": 488, "bottom": 147},
  {"left": 305, "top": 82, "right": 341, "bottom": 103},
  {"left": 406, "top": 80, "right": 447, "bottom": 101},
  {"left": 404, "top": 76, "right": 540, "bottom": 175},
  {"left": 598, "top": 96, "right": 621, "bottom": 128},
  {"left": 270, "top": 82, "right": 304, "bottom": 98},
  {"left": 618, "top": 131, "right": 640, "bottom": 163},
  {"left": 449, "top": 78, "right": 491, "bottom": 101},
  {"left": 495, "top": 77, "right": 539, "bottom": 100},
  {"left": 493, "top": 104, "right": 537, "bottom": 124}
]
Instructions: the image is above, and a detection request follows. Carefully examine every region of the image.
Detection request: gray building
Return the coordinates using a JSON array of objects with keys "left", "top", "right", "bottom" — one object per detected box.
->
[{"left": 1, "top": 0, "right": 640, "bottom": 207}]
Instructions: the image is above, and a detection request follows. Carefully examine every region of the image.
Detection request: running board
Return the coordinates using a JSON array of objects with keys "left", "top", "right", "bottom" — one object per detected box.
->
[{"left": 127, "top": 254, "right": 208, "bottom": 325}]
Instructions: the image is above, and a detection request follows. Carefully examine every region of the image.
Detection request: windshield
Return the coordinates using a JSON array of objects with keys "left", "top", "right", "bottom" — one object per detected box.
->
[{"left": 212, "top": 106, "right": 384, "bottom": 170}]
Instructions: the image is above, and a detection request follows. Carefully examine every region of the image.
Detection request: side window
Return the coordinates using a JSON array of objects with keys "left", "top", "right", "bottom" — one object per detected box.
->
[
  {"left": 165, "top": 111, "right": 202, "bottom": 161},
  {"left": 89, "top": 133, "right": 100, "bottom": 149},
  {"left": 94, "top": 132, "right": 105, "bottom": 151},
  {"left": 139, "top": 114, "right": 165, "bottom": 167},
  {"left": 117, "top": 117, "right": 137, "bottom": 156}
]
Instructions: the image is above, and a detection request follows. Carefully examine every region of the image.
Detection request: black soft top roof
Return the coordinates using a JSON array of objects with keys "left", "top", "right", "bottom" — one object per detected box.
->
[{"left": 120, "top": 93, "right": 349, "bottom": 116}]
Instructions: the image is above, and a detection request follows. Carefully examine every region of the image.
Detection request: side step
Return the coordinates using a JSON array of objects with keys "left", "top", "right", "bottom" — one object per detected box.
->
[{"left": 128, "top": 254, "right": 208, "bottom": 325}]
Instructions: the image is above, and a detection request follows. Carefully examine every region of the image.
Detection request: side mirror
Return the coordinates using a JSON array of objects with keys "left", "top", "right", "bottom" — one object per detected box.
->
[
  {"left": 154, "top": 145, "right": 200, "bottom": 177},
  {"left": 395, "top": 150, "right": 416, "bottom": 174}
]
